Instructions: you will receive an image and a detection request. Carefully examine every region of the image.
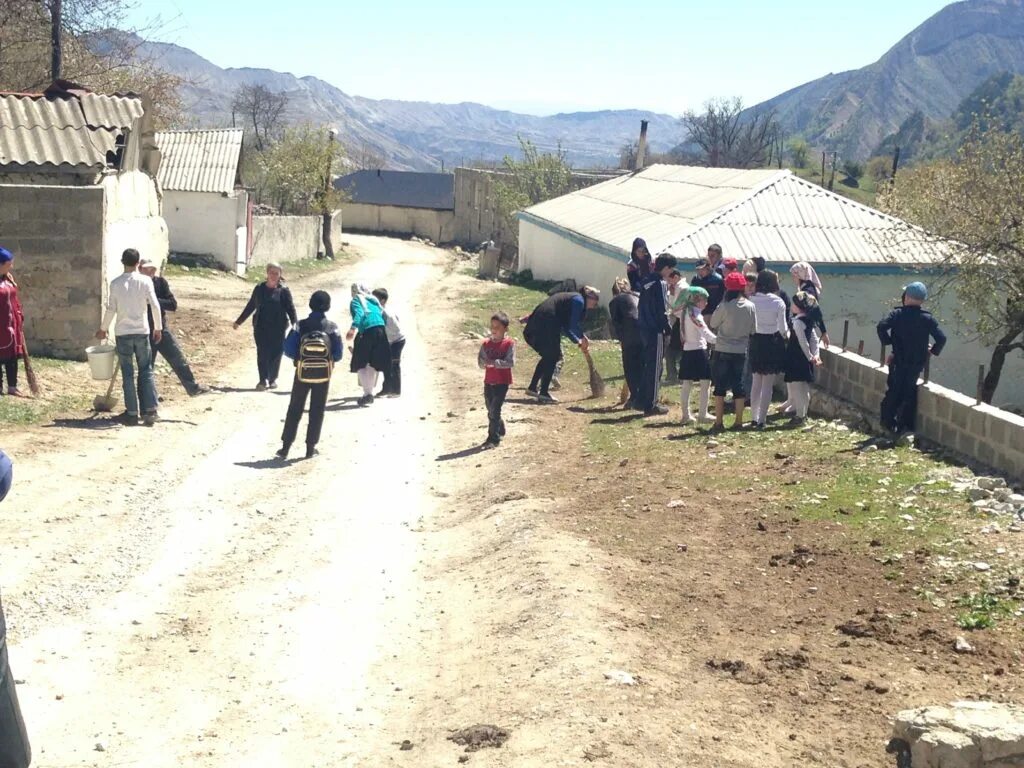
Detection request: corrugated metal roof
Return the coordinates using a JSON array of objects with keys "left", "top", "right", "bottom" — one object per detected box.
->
[
  {"left": 155, "top": 129, "right": 243, "bottom": 194},
  {"left": 522, "top": 165, "right": 782, "bottom": 257},
  {"left": 522, "top": 164, "right": 947, "bottom": 266},
  {"left": 0, "top": 92, "right": 143, "bottom": 170},
  {"left": 334, "top": 170, "right": 455, "bottom": 210}
]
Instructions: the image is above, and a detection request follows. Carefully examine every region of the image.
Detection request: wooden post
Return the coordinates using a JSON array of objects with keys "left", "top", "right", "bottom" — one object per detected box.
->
[
  {"left": 879, "top": 344, "right": 887, "bottom": 366},
  {"left": 828, "top": 152, "right": 838, "bottom": 191},
  {"left": 821, "top": 152, "right": 826, "bottom": 186},
  {"left": 923, "top": 354, "right": 931, "bottom": 384},
  {"left": 891, "top": 146, "right": 901, "bottom": 180},
  {"left": 857, "top": 340, "right": 865, "bottom": 356},
  {"left": 841, "top": 320, "right": 849, "bottom": 352},
  {"left": 976, "top": 365, "right": 985, "bottom": 404},
  {"left": 50, "top": 0, "right": 62, "bottom": 82}
]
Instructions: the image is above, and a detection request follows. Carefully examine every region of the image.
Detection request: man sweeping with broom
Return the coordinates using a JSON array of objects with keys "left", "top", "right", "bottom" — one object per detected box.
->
[
  {"left": 0, "top": 247, "right": 38, "bottom": 398},
  {"left": 523, "top": 285, "right": 602, "bottom": 403}
]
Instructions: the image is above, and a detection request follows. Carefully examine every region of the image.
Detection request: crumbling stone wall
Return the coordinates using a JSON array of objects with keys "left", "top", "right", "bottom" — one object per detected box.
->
[
  {"left": 816, "top": 347, "right": 1024, "bottom": 481},
  {"left": 0, "top": 184, "right": 105, "bottom": 359}
]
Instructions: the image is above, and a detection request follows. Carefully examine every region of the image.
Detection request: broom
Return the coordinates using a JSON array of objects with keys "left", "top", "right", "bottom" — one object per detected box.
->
[
  {"left": 18, "top": 331, "right": 39, "bottom": 396},
  {"left": 582, "top": 348, "right": 606, "bottom": 398}
]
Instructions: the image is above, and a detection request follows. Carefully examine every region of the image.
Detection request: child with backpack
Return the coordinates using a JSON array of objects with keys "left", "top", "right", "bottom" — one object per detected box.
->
[
  {"left": 277, "top": 290, "right": 343, "bottom": 460},
  {"left": 478, "top": 311, "right": 516, "bottom": 448},
  {"left": 372, "top": 288, "right": 406, "bottom": 397}
]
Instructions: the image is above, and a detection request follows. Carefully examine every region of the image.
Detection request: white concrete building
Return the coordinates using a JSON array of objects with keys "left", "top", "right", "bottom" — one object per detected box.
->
[
  {"left": 155, "top": 128, "right": 249, "bottom": 273},
  {"left": 517, "top": 164, "right": 1024, "bottom": 408}
]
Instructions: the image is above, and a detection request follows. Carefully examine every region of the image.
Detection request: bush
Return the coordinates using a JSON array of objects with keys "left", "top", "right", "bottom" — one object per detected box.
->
[
  {"left": 842, "top": 159, "right": 864, "bottom": 179},
  {"left": 866, "top": 156, "right": 891, "bottom": 184},
  {"left": 789, "top": 138, "right": 810, "bottom": 168}
]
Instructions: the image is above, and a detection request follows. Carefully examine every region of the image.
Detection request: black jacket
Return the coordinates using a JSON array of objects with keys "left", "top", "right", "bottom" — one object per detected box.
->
[
  {"left": 147, "top": 275, "right": 177, "bottom": 331},
  {"left": 877, "top": 305, "right": 947, "bottom": 368},
  {"left": 609, "top": 291, "right": 641, "bottom": 347}
]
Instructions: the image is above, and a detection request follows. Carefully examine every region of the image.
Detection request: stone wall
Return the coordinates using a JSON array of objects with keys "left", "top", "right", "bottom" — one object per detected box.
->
[
  {"left": 452, "top": 167, "right": 617, "bottom": 251},
  {"left": 341, "top": 202, "right": 455, "bottom": 243},
  {"left": 816, "top": 346, "right": 1024, "bottom": 481},
  {"left": 0, "top": 184, "right": 105, "bottom": 359},
  {"left": 249, "top": 213, "right": 341, "bottom": 267}
]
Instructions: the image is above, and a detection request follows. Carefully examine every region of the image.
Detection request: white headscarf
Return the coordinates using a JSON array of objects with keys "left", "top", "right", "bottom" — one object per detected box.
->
[
  {"left": 790, "top": 261, "right": 822, "bottom": 295},
  {"left": 351, "top": 282, "right": 371, "bottom": 297}
]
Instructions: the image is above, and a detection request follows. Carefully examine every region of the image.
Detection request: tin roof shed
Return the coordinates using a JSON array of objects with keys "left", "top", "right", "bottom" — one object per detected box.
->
[
  {"left": 155, "top": 128, "right": 244, "bottom": 194},
  {"left": 519, "top": 165, "right": 947, "bottom": 268}
]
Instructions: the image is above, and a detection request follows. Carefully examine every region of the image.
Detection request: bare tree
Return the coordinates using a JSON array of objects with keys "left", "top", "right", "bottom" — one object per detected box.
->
[
  {"left": 681, "top": 97, "right": 781, "bottom": 169},
  {"left": 231, "top": 84, "right": 288, "bottom": 152},
  {"left": 346, "top": 140, "right": 386, "bottom": 171}
]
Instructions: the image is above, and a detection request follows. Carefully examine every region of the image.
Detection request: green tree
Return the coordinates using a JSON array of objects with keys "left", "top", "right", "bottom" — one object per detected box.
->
[
  {"left": 493, "top": 137, "right": 574, "bottom": 247},
  {"left": 841, "top": 159, "right": 864, "bottom": 180},
  {"left": 866, "top": 156, "right": 891, "bottom": 184},
  {"left": 788, "top": 137, "right": 809, "bottom": 168},
  {"left": 880, "top": 124, "right": 1024, "bottom": 402}
]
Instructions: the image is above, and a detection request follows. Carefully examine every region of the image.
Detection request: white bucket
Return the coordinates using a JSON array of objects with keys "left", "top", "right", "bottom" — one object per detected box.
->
[{"left": 85, "top": 344, "right": 117, "bottom": 381}]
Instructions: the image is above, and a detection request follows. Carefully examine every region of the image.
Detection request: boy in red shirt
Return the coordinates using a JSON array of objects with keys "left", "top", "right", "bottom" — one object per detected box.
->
[{"left": 478, "top": 311, "right": 516, "bottom": 448}]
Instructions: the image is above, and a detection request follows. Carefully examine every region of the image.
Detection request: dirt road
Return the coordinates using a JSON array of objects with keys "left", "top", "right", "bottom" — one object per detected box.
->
[{"left": 1, "top": 236, "right": 535, "bottom": 766}]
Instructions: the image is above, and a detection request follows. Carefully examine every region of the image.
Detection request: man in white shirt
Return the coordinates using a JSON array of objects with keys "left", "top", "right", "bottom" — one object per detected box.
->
[{"left": 96, "top": 248, "right": 163, "bottom": 426}]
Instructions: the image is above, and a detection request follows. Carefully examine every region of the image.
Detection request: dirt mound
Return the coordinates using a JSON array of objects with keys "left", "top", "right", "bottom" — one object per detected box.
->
[{"left": 448, "top": 724, "right": 511, "bottom": 752}]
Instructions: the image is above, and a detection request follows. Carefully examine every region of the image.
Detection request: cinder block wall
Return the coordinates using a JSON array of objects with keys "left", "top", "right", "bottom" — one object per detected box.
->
[
  {"left": 249, "top": 213, "right": 341, "bottom": 268},
  {"left": 0, "top": 184, "right": 105, "bottom": 360},
  {"left": 817, "top": 347, "right": 1024, "bottom": 481}
]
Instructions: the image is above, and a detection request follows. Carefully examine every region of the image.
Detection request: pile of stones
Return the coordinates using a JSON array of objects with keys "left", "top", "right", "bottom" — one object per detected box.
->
[{"left": 955, "top": 476, "right": 1024, "bottom": 519}]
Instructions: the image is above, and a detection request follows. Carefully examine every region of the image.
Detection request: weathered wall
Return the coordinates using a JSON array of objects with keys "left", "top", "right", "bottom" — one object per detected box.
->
[
  {"left": 801, "top": 271, "right": 1024, "bottom": 409},
  {"left": 101, "top": 170, "right": 169, "bottom": 282},
  {"left": 249, "top": 213, "right": 341, "bottom": 267},
  {"left": 518, "top": 217, "right": 630, "bottom": 301},
  {"left": 452, "top": 167, "right": 617, "bottom": 250},
  {"left": 816, "top": 347, "right": 1024, "bottom": 481},
  {"left": 0, "top": 184, "right": 105, "bottom": 359},
  {"left": 341, "top": 202, "right": 455, "bottom": 243},
  {"left": 163, "top": 189, "right": 248, "bottom": 271}
]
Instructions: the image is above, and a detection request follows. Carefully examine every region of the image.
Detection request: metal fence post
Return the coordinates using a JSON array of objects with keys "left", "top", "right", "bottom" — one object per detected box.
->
[
  {"left": 923, "top": 354, "right": 930, "bottom": 384},
  {"left": 857, "top": 340, "right": 864, "bottom": 356},
  {"left": 879, "top": 344, "right": 887, "bottom": 367},
  {"left": 976, "top": 365, "right": 985, "bottom": 404},
  {"left": 841, "top": 320, "right": 849, "bottom": 352}
]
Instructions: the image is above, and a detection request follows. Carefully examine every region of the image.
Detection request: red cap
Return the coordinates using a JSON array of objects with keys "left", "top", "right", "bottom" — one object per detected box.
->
[
  {"left": 722, "top": 257, "right": 738, "bottom": 268},
  {"left": 724, "top": 271, "right": 747, "bottom": 291}
]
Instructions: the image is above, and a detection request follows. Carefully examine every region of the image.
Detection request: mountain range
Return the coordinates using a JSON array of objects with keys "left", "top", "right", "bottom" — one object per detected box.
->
[
  {"left": 130, "top": 35, "right": 679, "bottom": 171},
  {"left": 747, "top": 0, "right": 1024, "bottom": 159}
]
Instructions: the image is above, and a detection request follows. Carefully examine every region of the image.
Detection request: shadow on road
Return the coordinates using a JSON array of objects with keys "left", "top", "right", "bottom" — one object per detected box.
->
[
  {"left": 436, "top": 445, "right": 488, "bottom": 462},
  {"left": 234, "top": 457, "right": 301, "bottom": 470},
  {"left": 45, "top": 416, "right": 121, "bottom": 431}
]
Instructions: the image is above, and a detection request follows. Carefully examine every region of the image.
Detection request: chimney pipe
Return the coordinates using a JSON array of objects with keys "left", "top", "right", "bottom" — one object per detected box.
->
[{"left": 635, "top": 120, "right": 649, "bottom": 171}]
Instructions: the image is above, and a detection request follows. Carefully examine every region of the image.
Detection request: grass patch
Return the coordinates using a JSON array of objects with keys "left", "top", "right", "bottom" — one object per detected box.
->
[
  {"left": 788, "top": 166, "right": 878, "bottom": 207},
  {"left": 956, "top": 592, "right": 1016, "bottom": 630}
]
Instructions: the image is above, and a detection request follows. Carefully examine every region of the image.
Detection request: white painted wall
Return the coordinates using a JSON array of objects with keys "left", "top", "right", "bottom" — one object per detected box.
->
[
  {"left": 249, "top": 213, "right": 342, "bottom": 267},
  {"left": 163, "top": 189, "right": 248, "bottom": 270},
  {"left": 342, "top": 202, "right": 455, "bottom": 243},
  {"left": 101, "top": 170, "right": 169, "bottom": 284},
  {"left": 519, "top": 219, "right": 1024, "bottom": 407}
]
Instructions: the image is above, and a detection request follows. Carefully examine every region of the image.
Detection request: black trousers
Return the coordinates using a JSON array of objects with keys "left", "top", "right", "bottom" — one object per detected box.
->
[
  {"left": 151, "top": 328, "right": 199, "bottom": 394},
  {"left": 637, "top": 332, "right": 664, "bottom": 411},
  {"left": 255, "top": 327, "right": 285, "bottom": 384},
  {"left": 0, "top": 358, "right": 16, "bottom": 391},
  {"left": 282, "top": 377, "right": 330, "bottom": 449},
  {"left": 880, "top": 361, "right": 923, "bottom": 433},
  {"left": 484, "top": 383, "right": 508, "bottom": 443},
  {"left": 620, "top": 342, "right": 645, "bottom": 404},
  {"left": 0, "top": 598, "right": 31, "bottom": 768},
  {"left": 381, "top": 339, "right": 405, "bottom": 395}
]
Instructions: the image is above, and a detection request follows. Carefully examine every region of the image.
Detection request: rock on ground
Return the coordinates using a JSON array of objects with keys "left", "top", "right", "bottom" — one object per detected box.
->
[{"left": 891, "top": 701, "right": 1024, "bottom": 767}]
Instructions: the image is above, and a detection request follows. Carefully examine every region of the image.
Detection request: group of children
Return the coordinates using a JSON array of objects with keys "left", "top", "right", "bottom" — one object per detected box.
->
[{"left": 478, "top": 242, "right": 947, "bottom": 448}]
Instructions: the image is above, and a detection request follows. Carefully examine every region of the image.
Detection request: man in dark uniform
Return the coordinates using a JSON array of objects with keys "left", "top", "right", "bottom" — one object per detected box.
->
[
  {"left": 139, "top": 259, "right": 207, "bottom": 397},
  {"left": 877, "top": 281, "right": 946, "bottom": 436}
]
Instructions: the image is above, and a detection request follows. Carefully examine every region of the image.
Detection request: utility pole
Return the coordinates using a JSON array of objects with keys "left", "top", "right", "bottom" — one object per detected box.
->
[
  {"left": 320, "top": 128, "right": 338, "bottom": 260},
  {"left": 50, "top": 0, "right": 63, "bottom": 82}
]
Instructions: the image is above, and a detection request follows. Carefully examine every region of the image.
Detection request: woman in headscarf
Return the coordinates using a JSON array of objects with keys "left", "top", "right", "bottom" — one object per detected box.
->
[
  {"left": 789, "top": 261, "right": 830, "bottom": 347},
  {"left": 626, "top": 237, "right": 652, "bottom": 293},
  {"left": 523, "top": 286, "right": 600, "bottom": 404},
  {"left": 346, "top": 283, "right": 390, "bottom": 406},
  {"left": 234, "top": 262, "right": 297, "bottom": 390},
  {"left": 0, "top": 247, "right": 27, "bottom": 397}
]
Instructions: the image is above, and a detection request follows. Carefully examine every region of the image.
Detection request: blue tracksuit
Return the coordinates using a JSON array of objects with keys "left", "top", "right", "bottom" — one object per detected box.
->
[{"left": 636, "top": 273, "right": 671, "bottom": 411}]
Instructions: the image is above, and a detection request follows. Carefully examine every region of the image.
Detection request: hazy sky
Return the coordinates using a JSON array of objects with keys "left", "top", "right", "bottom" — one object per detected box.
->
[{"left": 130, "top": 0, "right": 953, "bottom": 116}]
